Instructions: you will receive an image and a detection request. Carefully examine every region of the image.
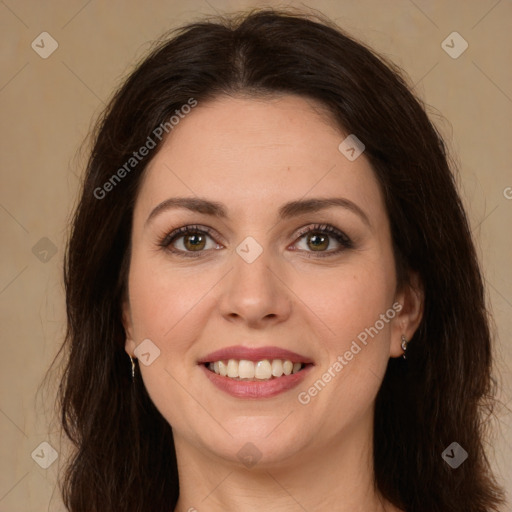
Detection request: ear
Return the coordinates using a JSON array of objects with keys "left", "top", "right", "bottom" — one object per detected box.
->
[
  {"left": 389, "top": 271, "right": 424, "bottom": 358},
  {"left": 122, "top": 299, "right": 137, "bottom": 357}
]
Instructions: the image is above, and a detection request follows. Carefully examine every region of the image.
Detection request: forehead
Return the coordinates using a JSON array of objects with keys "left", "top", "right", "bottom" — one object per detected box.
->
[{"left": 133, "top": 94, "right": 385, "bottom": 227}]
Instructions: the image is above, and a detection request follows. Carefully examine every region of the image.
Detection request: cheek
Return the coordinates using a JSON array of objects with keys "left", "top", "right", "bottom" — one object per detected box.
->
[
  {"left": 293, "top": 253, "right": 396, "bottom": 349},
  {"left": 126, "top": 258, "right": 211, "bottom": 430},
  {"left": 322, "top": 259, "right": 396, "bottom": 396},
  {"left": 127, "top": 251, "right": 213, "bottom": 342},
  {"left": 296, "top": 266, "right": 395, "bottom": 427}
]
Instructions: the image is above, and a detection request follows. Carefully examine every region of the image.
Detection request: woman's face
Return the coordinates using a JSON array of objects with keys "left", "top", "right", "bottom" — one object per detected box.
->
[{"left": 123, "top": 94, "right": 419, "bottom": 468}]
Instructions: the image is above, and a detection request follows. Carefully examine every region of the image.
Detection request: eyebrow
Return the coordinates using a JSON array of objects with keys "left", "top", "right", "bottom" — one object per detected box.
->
[{"left": 145, "top": 196, "right": 371, "bottom": 227}]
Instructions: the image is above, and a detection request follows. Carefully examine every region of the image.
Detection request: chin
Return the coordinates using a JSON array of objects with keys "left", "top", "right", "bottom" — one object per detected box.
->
[{"left": 194, "top": 419, "right": 312, "bottom": 469}]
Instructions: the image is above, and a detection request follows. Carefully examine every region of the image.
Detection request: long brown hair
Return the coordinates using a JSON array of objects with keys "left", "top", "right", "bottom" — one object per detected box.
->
[{"left": 53, "top": 8, "right": 506, "bottom": 511}]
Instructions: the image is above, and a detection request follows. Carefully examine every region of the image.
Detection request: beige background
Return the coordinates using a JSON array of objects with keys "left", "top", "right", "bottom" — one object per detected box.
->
[{"left": 1, "top": 0, "right": 511, "bottom": 510}]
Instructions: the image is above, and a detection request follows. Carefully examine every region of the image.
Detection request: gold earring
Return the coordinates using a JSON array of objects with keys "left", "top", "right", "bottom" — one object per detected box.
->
[
  {"left": 401, "top": 335, "right": 408, "bottom": 359},
  {"left": 129, "top": 355, "right": 136, "bottom": 380}
]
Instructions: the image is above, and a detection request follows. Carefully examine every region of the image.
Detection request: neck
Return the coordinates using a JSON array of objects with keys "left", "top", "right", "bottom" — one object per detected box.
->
[{"left": 172, "top": 409, "right": 398, "bottom": 512}]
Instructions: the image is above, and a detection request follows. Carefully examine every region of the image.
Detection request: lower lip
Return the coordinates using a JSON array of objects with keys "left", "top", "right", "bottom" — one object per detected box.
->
[{"left": 200, "top": 364, "right": 313, "bottom": 399}]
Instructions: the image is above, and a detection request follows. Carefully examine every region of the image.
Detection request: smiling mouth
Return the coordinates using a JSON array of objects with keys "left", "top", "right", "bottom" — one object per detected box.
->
[{"left": 204, "top": 359, "right": 312, "bottom": 381}]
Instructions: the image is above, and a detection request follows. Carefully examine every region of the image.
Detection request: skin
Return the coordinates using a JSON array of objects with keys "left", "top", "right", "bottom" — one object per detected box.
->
[{"left": 123, "top": 94, "right": 423, "bottom": 512}]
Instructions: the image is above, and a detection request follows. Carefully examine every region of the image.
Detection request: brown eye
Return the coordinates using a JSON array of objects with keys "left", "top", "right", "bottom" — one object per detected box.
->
[
  {"left": 293, "top": 224, "right": 353, "bottom": 258},
  {"left": 181, "top": 232, "right": 207, "bottom": 251},
  {"left": 305, "top": 232, "right": 330, "bottom": 251},
  {"left": 160, "top": 225, "right": 221, "bottom": 257}
]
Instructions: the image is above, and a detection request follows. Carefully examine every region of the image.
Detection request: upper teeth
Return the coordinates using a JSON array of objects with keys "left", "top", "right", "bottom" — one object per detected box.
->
[{"left": 207, "top": 359, "right": 303, "bottom": 380}]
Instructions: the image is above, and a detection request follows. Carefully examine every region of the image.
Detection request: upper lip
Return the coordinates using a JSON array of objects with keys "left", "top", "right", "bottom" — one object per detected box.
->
[{"left": 198, "top": 345, "right": 314, "bottom": 364}]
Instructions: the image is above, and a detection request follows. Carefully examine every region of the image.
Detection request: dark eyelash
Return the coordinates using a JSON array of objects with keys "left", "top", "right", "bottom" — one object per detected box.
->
[
  {"left": 295, "top": 223, "right": 353, "bottom": 257},
  {"left": 159, "top": 225, "right": 214, "bottom": 248},
  {"left": 158, "top": 225, "right": 216, "bottom": 258},
  {"left": 159, "top": 223, "right": 353, "bottom": 258}
]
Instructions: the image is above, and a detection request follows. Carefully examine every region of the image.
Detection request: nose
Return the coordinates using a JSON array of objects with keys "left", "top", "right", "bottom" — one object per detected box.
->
[{"left": 218, "top": 245, "right": 292, "bottom": 329}]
